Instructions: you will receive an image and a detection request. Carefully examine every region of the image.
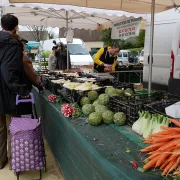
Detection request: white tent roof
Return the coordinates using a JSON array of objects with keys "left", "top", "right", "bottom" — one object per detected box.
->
[
  {"left": 1, "top": 2, "right": 146, "bottom": 29},
  {"left": 2, "top": 0, "right": 180, "bottom": 13}
]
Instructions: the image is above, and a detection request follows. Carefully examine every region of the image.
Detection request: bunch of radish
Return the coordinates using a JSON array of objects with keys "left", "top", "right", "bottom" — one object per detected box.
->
[
  {"left": 61, "top": 104, "right": 76, "bottom": 117},
  {"left": 48, "top": 94, "right": 57, "bottom": 102}
]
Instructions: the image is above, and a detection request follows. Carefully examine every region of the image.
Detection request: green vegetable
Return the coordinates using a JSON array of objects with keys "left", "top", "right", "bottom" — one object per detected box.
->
[
  {"left": 102, "top": 110, "right": 114, "bottom": 124},
  {"left": 106, "top": 87, "right": 118, "bottom": 96},
  {"left": 82, "top": 104, "right": 95, "bottom": 116},
  {"left": 105, "top": 87, "right": 113, "bottom": 94},
  {"left": 98, "top": 94, "right": 109, "bottom": 106},
  {"left": 88, "top": 112, "right": 102, "bottom": 126},
  {"left": 132, "top": 111, "right": 170, "bottom": 138},
  {"left": 95, "top": 105, "right": 108, "bottom": 114},
  {"left": 116, "top": 89, "right": 124, "bottom": 96},
  {"left": 88, "top": 90, "right": 98, "bottom": 101},
  {"left": 80, "top": 97, "right": 91, "bottom": 106},
  {"left": 92, "top": 99, "right": 100, "bottom": 106},
  {"left": 132, "top": 111, "right": 149, "bottom": 136},
  {"left": 113, "top": 112, "right": 126, "bottom": 125},
  {"left": 124, "top": 88, "right": 134, "bottom": 96}
]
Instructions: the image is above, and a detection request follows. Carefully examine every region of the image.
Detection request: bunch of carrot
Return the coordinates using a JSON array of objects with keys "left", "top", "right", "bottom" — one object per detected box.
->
[{"left": 140, "top": 118, "right": 180, "bottom": 176}]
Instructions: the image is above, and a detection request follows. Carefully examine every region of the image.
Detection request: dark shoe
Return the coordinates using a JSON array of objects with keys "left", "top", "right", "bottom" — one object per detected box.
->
[{"left": 0, "top": 158, "right": 8, "bottom": 169}]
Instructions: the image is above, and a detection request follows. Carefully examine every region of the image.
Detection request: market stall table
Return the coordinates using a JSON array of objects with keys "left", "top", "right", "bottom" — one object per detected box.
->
[
  {"left": 33, "top": 88, "right": 162, "bottom": 180},
  {"left": 110, "top": 70, "right": 143, "bottom": 83}
]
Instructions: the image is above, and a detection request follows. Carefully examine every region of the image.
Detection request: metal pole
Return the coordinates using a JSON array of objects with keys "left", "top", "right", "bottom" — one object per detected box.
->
[
  {"left": 66, "top": 11, "right": 69, "bottom": 70},
  {"left": 148, "top": 0, "right": 155, "bottom": 95}
]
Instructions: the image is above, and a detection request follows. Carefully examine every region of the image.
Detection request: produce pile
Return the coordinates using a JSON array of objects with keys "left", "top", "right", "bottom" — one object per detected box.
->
[
  {"left": 140, "top": 118, "right": 180, "bottom": 177},
  {"left": 61, "top": 103, "right": 83, "bottom": 118},
  {"left": 63, "top": 81, "right": 102, "bottom": 91},
  {"left": 132, "top": 111, "right": 170, "bottom": 138},
  {"left": 80, "top": 88, "right": 127, "bottom": 126}
]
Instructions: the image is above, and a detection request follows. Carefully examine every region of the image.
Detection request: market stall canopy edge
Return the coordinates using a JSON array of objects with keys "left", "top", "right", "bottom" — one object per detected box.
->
[
  {"left": 1, "top": 2, "right": 147, "bottom": 29},
  {"left": 7, "top": 0, "right": 180, "bottom": 13}
]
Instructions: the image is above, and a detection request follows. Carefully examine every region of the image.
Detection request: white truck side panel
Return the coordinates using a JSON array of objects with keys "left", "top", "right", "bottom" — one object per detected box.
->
[{"left": 143, "top": 9, "right": 179, "bottom": 86}]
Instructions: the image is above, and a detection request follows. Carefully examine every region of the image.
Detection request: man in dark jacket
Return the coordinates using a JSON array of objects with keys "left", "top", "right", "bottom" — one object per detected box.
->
[{"left": 0, "top": 14, "right": 29, "bottom": 169}]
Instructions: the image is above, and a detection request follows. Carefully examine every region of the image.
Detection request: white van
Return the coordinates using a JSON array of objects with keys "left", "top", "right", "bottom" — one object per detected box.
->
[
  {"left": 117, "top": 50, "right": 130, "bottom": 65},
  {"left": 143, "top": 9, "right": 180, "bottom": 91},
  {"left": 40, "top": 38, "right": 93, "bottom": 67}
]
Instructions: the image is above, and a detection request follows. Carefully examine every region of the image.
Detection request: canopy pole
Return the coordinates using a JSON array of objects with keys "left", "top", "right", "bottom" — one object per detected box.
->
[
  {"left": 148, "top": 0, "right": 155, "bottom": 95},
  {"left": 66, "top": 10, "right": 69, "bottom": 71}
]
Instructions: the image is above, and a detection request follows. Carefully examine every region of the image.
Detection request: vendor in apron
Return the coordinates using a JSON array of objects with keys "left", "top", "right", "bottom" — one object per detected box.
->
[{"left": 93, "top": 45, "right": 120, "bottom": 72}]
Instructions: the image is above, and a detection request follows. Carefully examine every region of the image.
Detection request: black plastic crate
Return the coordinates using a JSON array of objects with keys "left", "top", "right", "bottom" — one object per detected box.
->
[
  {"left": 109, "top": 95, "right": 154, "bottom": 126},
  {"left": 145, "top": 99, "right": 179, "bottom": 117},
  {"left": 109, "top": 92, "right": 180, "bottom": 126}
]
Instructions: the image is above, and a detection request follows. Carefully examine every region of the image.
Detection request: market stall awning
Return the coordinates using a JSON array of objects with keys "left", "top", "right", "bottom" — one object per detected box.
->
[
  {"left": 3, "top": 0, "right": 180, "bottom": 13},
  {"left": 1, "top": 4, "right": 146, "bottom": 29}
]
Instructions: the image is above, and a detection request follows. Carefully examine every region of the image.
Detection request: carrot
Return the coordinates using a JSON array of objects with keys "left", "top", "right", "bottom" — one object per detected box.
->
[
  {"left": 168, "top": 162, "right": 178, "bottom": 174},
  {"left": 153, "top": 138, "right": 173, "bottom": 143},
  {"left": 162, "top": 160, "right": 176, "bottom": 176},
  {"left": 161, "top": 126, "right": 180, "bottom": 133},
  {"left": 140, "top": 142, "right": 165, "bottom": 152},
  {"left": 177, "top": 156, "right": 180, "bottom": 163},
  {"left": 143, "top": 156, "right": 160, "bottom": 170},
  {"left": 156, "top": 153, "right": 171, "bottom": 167},
  {"left": 160, "top": 159, "right": 170, "bottom": 170},
  {"left": 154, "top": 134, "right": 180, "bottom": 141},
  {"left": 169, "top": 155, "right": 178, "bottom": 162},
  {"left": 149, "top": 152, "right": 161, "bottom": 160},
  {"left": 169, "top": 118, "right": 180, "bottom": 127},
  {"left": 159, "top": 139, "right": 179, "bottom": 151}
]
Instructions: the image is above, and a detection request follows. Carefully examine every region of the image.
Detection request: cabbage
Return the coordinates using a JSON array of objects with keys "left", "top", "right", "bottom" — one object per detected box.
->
[
  {"left": 124, "top": 88, "right": 134, "bottom": 96},
  {"left": 102, "top": 110, "right": 114, "bottom": 124},
  {"left": 98, "top": 94, "right": 109, "bottom": 106},
  {"left": 88, "top": 112, "right": 102, "bottom": 126},
  {"left": 88, "top": 91, "right": 98, "bottom": 101},
  {"left": 82, "top": 104, "right": 95, "bottom": 116},
  {"left": 105, "top": 87, "right": 113, "bottom": 94},
  {"left": 113, "top": 112, "right": 126, "bottom": 125},
  {"left": 106, "top": 88, "right": 118, "bottom": 96},
  {"left": 93, "top": 100, "right": 100, "bottom": 107},
  {"left": 80, "top": 97, "right": 91, "bottom": 106},
  {"left": 116, "top": 89, "right": 124, "bottom": 96},
  {"left": 95, "top": 105, "right": 108, "bottom": 114}
]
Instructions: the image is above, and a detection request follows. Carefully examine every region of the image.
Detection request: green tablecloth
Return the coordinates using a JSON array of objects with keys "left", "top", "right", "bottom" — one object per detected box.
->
[{"left": 33, "top": 88, "right": 162, "bottom": 180}]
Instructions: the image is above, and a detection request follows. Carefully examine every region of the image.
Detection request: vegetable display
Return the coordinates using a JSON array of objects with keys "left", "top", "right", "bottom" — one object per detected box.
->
[
  {"left": 132, "top": 112, "right": 170, "bottom": 138},
  {"left": 61, "top": 103, "right": 83, "bottom": 118},
  {"left": 140, "top": 118, "right": 180, "bottom": 176},
  {"left": 80, "top": 97, "right": 91, "bottom": 106},
  {"left": 113, "top": 112, "right": 126, "bottom": 126},
  {"left": 102, "top": 110, "right": 114, "bottom": 124},
  {"left": 82, "top": 104, "right": 95, "bottom": 116},
  {"left": 88, "top": 112, "right": 102, "bottom": 126}
]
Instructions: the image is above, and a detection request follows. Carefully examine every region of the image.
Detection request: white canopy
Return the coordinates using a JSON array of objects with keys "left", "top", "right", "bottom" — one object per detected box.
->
[
  {"left": 3, "top": 0, "right": 180, "bottom": 13},
  {"left": 1, "top": 1, "right": 146, "bottom": 29}
]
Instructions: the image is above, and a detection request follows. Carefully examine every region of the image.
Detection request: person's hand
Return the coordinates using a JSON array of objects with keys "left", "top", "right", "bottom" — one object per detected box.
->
[
  {"left": 37, "top": 83, "right": 44, "bottom": 94},
  {"left": 104, "top": 64, "right": 112, "bottom": 72}
]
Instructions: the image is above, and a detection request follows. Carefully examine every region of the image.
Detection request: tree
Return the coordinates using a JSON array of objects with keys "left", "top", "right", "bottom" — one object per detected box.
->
[
  {"left": 26, "top": 25, "right": 52, "bottom": 42},
  {"left": 100, "top": 28, "right": 120, "bottom": 47},
  {"left": 136, "top": 30, "right": 145, "bottom": 48}
]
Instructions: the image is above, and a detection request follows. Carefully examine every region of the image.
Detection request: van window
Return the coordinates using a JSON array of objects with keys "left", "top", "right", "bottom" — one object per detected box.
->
[
  {"left": 118, "top": 53, "right": 122, "bottom": 57},
  {"left": 67, "top": 44, "right": 89, "bottom": 55},
  {"left": 123, "top": 52, "right": 128, "bottom": 57}
]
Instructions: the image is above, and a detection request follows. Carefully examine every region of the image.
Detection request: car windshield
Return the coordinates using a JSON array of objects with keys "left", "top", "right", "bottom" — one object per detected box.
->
[{"left": 67, "top": 44, "right": 89, "bottom": 55}]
